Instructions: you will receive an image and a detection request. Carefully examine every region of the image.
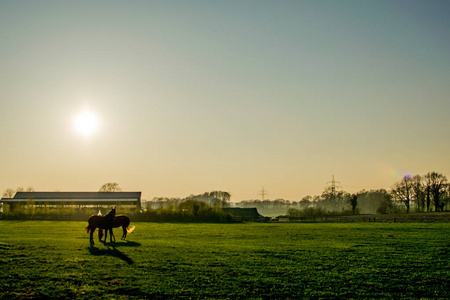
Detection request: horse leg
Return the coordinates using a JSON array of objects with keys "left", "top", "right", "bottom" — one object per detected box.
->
[
  {"left": 122, "top": 226, "right": 127, "bottom": 240},
  {"left": 98, "top": 229, "right": 103, "bottom": 241},
  {"left": 104, "top": 228, "right": 108, "bottom": 242},
  {"left": 90, "top": 229, "right": 95, "bottom": 245},
  {"left": 110, "top": 228, "right": 115, "bottom": 243}
]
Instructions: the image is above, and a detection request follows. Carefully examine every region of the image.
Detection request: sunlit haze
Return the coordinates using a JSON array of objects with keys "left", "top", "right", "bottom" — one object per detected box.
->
[{"left": 1, "top": 1, "right": 449, "bottom": 201}]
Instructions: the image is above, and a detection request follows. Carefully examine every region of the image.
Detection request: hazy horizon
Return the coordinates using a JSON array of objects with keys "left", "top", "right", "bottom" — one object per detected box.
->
[{"left": 1, "top": 1, "right": 450, "bottom": 202}]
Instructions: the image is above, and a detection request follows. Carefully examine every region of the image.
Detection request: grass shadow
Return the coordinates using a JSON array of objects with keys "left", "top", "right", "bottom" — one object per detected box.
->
[{"left": 88, "top": 244, "right": 134, "bottom": 265}]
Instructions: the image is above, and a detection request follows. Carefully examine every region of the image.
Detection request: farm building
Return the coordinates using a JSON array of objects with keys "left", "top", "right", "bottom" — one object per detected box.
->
[
  {"left": 222, "top": 207, "right": 264, "bottom": 221},
  {"left": 1, "top": 191, "right": 142, "bottom": 211}
]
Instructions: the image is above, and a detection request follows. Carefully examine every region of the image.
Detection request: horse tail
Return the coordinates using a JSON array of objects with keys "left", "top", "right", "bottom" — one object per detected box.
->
[
  {"left": 86, "top": 219, "right": 93, "bottom": 234},
  {"left": 127, "top": 225, "right": 135, "bottom": 234}
]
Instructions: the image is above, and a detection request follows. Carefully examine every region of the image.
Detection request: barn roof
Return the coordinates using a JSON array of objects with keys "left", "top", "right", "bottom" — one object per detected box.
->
[
  {"left": 12, "top": 192, "right": 141, "bottom": 200},
  {"left": 222, "top": 207, "right": 263, "bottom": 219},
  {"left": 1, "top": 192, "right": 141, "bottom": 206}
]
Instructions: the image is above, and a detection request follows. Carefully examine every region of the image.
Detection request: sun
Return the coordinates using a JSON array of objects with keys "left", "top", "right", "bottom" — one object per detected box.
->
[{"left": 74, "top": 110, "right": 99, "bottom": 137}]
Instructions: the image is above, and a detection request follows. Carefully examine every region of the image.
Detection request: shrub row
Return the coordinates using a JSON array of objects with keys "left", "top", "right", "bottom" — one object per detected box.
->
[{"left": 0, "top": 200, "right": 234, "bottom": 223}]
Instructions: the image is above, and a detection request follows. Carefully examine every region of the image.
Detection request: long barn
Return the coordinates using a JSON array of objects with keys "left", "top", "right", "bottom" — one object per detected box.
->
[{"left": 1, "top": 191, "right": 142, "bottom": 210}]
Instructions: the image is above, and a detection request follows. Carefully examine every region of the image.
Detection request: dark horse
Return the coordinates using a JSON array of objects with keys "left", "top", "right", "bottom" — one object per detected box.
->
[
  {"left": 99, "top": 215, "right": 135, "bottom": 241},
  {"left": 86, "top": 207, "right": 116, "bottom": 245}
]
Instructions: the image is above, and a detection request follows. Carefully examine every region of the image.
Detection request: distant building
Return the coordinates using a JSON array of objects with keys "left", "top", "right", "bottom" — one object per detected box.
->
[
  {"left": 222, "top": 207, "right": 264, "bottom": 221},
  {"left": 1, "top": 191, "right": 141, "bottom": 210}
]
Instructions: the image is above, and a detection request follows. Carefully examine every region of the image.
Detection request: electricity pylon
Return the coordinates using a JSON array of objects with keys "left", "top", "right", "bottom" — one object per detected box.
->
[
  {"left": 258, "top": 186, "right": 269, "bottom": 201},
  {"left": 326, "top": 175, "right": 342, "bottom": 199}
]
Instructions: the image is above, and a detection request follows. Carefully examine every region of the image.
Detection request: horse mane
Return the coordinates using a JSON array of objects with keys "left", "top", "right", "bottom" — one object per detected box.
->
[{"left": 104, "top": 207, "right": 116, "bottom": 227}]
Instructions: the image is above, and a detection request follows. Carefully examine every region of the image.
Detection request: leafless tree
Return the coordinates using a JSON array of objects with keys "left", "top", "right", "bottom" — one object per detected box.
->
[
  {"left": 411, "top": 175, "right": 426, "bottom": 212},
  {"left": 2, "top": 189, "right": 15, "bottom": 198},
  {"left": 424, "top": 172, "right": 448, "bottom": 211},
  {"left": 99, "top": 183, "right": 122, "bottom": 192},
  {"left": 391, "top": 176, "right": 413, "bottom": 213},
  {"left": 2, "top": 187, "right": 34, "bottom": 198}
]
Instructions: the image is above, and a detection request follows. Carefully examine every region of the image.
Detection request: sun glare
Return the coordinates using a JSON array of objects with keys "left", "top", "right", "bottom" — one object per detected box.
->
[{"left": 74, "top": 110, "right": 99, "bottom": 137}]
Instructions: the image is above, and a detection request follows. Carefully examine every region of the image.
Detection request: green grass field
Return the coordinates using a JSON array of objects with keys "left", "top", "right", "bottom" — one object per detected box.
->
[{"left": 0, "top": 221, "right": 448, "bottom": 299}]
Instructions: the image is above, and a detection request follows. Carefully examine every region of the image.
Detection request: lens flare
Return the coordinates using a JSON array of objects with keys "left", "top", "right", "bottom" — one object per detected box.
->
[{"left": 381, "top": 164, "right": 412, "bottom": 179}]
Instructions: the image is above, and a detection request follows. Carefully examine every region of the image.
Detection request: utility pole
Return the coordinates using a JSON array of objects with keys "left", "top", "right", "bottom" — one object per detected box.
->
[{"left": 258, "top": 186, "right": 269, "bottom": 201}]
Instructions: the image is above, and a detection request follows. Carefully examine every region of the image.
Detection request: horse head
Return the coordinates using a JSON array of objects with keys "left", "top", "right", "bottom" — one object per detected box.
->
[{"left": 104, "top": 207, "right": 116, "bottom": 223}]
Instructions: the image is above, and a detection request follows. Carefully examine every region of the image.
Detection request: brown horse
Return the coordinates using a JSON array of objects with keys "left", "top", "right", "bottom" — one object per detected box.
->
[
  {"left": 99, "top": 215, "right": 135, "bottom": 241},
  {"left": 86, "top": 207, "right": 116, "bottom": 245}
]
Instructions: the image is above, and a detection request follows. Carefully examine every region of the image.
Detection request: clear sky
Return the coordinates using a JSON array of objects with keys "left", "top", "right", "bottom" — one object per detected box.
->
[{"left": 1, "top": 1, "right": 450, "bottom": 201}]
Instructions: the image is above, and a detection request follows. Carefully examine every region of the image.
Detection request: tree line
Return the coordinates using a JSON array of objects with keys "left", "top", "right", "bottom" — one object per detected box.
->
[
  {"left": 233, "top": 172, "right": 449, "bottom": 217},
  {"left": 3, "top": 173, "right": 449, "bottom": 219},
  {"left": 146, "top": 191, "right": 231, "bottom": 210},
  {"left": 1, "top": 185, "right": 233, "bottom": 222},
  {"left": 286, "top": 171, "right": 449, "bottom": 217},
  {"left": 138, "top": 199, "right": 232, "bottom": 222},
  {"left": 390, "top": 172, "right": 448, "bottom": 213}
]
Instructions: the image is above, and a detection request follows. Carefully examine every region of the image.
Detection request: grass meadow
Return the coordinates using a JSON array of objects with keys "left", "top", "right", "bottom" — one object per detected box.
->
[{"left": 0, "top": 220, "right": 448, "bottom": 299}]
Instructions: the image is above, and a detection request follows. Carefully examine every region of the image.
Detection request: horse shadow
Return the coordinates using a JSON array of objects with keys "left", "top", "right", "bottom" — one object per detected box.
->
[
  {"left": 88, "top": 242, "right": 139, "bottom": 265},
  {"left": 109, "top": 241, "right": 141, "bottom": 247}
]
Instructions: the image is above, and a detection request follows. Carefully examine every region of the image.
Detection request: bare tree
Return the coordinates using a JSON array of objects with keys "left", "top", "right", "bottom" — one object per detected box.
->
[
  {"left": 444, "top": 185, "right": 450, "bottom": 211},
  {"left": 99, "top": 183, "right": 122, "bottom": 192},
  {"left": 424, "top": 175, "right": 432, "bottom": 212},
  {"left": 391, "top": 175, "right": 412, "bottom": 213},
  {"left": 209, "top": 191, "right": 231, "bottom": 207},
  {"left": 424, "top": 172, "right": 447, "bottom": 211},
  {"left": 321, "top": 186, "right": 347, "bottom": 212},
  {"left": 411, "top": 175, "right": 425, "bottom": 212},
  {"left": 376, "top": 191, "right": 396, "bottom": 214},
  {"left": 2, "top": 188, "right": 15, "bottom": 198},
  {"left": 299, "top": 196, "right": 312, "bottom": 208},
  {"left": 2, "top": 187, "right": 34, "bottom": 198}
]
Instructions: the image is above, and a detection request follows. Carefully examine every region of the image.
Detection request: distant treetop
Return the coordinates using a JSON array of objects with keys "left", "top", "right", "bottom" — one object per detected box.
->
[{"left": 99, "top": 182, "right": 122, "bottom": 192}]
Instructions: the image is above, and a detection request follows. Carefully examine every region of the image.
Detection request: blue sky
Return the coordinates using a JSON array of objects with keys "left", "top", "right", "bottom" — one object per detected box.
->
[{"left": 1, "top": 1, "right": 449, "bottom": 201}]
